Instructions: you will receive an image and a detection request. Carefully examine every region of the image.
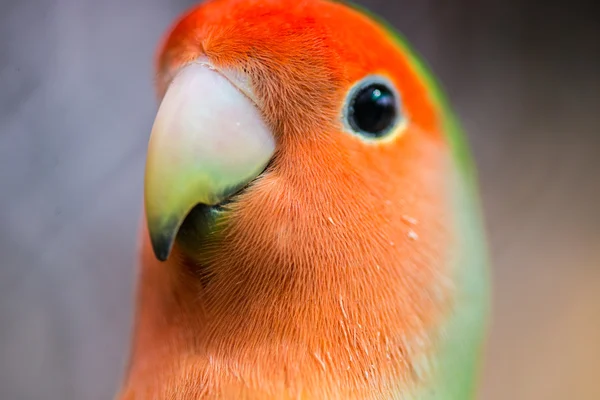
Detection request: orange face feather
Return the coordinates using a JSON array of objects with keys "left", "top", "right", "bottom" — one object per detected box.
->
[{"left": 120, "top": 0, "right": 469, "bottom": 398}]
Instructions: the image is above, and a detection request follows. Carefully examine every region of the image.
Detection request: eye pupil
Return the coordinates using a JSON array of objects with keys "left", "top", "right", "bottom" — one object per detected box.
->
[{"left": 349, "top": 83, "right": 397, "bottom": 137}]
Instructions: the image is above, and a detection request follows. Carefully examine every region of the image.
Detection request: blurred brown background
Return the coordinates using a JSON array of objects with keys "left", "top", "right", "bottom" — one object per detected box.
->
[{"left": 0, "top": 0, "right": 598, "bottom": 399}]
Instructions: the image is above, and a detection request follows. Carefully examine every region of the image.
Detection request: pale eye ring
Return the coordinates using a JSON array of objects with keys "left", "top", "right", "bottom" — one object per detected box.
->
[{"left": 343, "top": 75, "right": 403, "bottom": 140}]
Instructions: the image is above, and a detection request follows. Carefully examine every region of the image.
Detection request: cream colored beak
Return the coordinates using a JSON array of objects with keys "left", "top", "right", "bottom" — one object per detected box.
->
[{"left": 144, "top": 62, "right": 274, "bottom": 261}]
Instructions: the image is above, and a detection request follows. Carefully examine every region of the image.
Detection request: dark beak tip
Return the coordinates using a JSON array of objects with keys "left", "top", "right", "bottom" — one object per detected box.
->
[
  {"left": 154, "top": 249, "right": 170, "bottom": 262},
  {"left": 148, "top": 229, "right": 176, "bottom": 262}
]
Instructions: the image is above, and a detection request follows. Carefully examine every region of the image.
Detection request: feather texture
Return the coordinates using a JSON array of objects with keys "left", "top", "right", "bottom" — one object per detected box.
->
[{"left": 120, "top": 1, "right": 489, "bottom": 398}]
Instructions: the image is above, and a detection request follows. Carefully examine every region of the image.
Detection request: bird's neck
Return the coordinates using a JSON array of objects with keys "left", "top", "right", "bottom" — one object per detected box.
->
[{"left": 120, "top": 222, "right": 451, "bottom": 399}]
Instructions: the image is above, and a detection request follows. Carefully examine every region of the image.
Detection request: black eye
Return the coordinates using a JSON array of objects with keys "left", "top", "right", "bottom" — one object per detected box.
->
[{"left": 345, "top": 77, "right": 401, "bottom": 139}]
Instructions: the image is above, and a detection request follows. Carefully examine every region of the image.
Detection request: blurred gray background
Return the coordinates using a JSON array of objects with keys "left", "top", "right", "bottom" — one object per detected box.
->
[{"left": 1, "top": 0, "right": 598, "bottom": 399}]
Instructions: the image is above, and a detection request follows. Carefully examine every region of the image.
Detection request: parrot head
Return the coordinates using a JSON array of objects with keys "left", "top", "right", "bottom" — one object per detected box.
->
[{"left": 126, "top": 0, "right": 489, "bottom": 398}]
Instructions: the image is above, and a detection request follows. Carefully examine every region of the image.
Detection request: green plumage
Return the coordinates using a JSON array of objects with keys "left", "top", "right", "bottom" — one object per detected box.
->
[{"left": 347, "top": 3, "right": 492, "bottom": 398}]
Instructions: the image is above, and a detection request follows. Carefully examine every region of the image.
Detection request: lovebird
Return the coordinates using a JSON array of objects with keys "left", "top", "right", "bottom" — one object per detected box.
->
[{"left": 119, "top": 0, "right": 490, "bottom": 398}]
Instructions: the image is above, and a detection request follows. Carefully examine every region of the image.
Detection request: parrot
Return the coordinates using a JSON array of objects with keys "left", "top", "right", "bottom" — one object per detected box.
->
[{"left": 119, "top": 0, "right": 490, "bottom": 399}]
